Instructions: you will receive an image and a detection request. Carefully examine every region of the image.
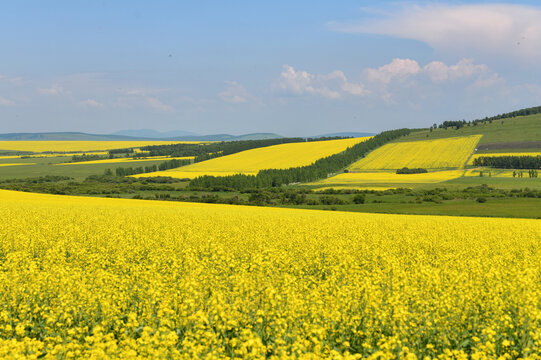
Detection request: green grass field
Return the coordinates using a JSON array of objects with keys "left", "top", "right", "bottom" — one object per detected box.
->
[
  {"left": 0, "top": 156, "right": 172, "bottom": 180},
  {"left": 284, "top": 198, "right": 541, "bottom": 219},
  {"left": 396, "top": 113, "right": 541, "bottom": 145}
]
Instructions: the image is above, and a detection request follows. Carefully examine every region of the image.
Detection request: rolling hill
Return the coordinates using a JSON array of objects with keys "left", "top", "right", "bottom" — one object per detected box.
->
[
  {"left": 135, "top": 137, "right": 371, "bottom": 179},
  {"left": 395, "top": 113, "right": 541, "bottom": 148},
  {"left": 348, "top": 135, "right": 481, "bottom": 170}
]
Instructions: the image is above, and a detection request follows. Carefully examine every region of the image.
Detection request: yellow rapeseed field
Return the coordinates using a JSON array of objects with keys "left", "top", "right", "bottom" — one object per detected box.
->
[
  {"left": 0, "top": 163, "right": 35, "bottom": 167},
  {"left": 136, "top": 137, "right": 370, "bottom": 179},
  {"left": 0, "top": 141, "right": 205, "bottom": 153},
  {"left": 468, "top": 152, "right": 541, "bottom": 165},
  {"left": 349, "top": 135, "right": 481, "bottom": 170},
  {"left": 1, "top": 189, "right": 540, "bottom": 359},
  {"left": 464, "top": 168, "right": 538, "bottom": 178},
  {"left": 309, "top": 170, "right": 464, "bottom": 187},
  {"left": 55, "top": 156, "right": 194, "bottom": 165}
]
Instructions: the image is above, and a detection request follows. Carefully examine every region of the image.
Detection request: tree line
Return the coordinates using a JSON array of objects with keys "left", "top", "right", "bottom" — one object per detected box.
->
[
  {"left": 188, "top": 128, "right": 411, "bottom": 190},
  {"left": 396, "top": 167, "right": 428, "bottom": 174},
  {"left": 136, "top": 136, "right": 353, "bottom": 162},
  {"left": 472, "top": 156, "right": 541, "bottom": 169},
  {"left": 112, "top": 158, "right": 191, "bottom": 177}
]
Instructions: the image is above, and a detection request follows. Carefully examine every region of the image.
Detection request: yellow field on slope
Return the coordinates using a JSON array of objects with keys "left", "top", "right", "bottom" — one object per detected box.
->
[
  {"left": 348, "top": 135, "right": 481, "bottom": 170},
  {"left": 136, "top": 137, "right": 370, "bottom": 179},
  {"left": 308, "top": 170, "right": 464, "bottom": 187},
  {"left": 0, "top": 163, "right": 35, "bottom": 167},
  {"left": 1, "top": 189, "right": 540, "bottom": 359},
  {"left": 0, "top": 152, "right": 108, "bottom": 159},
  {"left": 0, "top": 140, "right": 204, "bottom": 153},
  {"left": 464, "top": 168, "right": 538, "bottom": 178},
  {"left": 55, "top": 156, "right": 194, "bottom": 165},
  {"left": 468, "top": 152, "right": 541, "bottom": 165}
]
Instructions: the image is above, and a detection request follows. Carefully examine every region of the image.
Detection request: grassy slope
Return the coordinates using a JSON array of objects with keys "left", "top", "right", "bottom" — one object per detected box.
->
[
  {"left": 284, "top": 198, "right": 541, "bottom": 219},
  {"left": 394, "top": 113, "right": 541, "bottom": 145},
  {"left": 0, "top": 156, "right": 171, "bottom": 180}
]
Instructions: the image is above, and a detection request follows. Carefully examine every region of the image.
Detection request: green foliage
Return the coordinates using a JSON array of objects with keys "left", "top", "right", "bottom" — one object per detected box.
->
[
  {"left": 396, "top": 167, "right": 428, "bottom": 174},
  {"left": 71, "top": 154, "right": 107, "bottom": 162},
  {"left": 353, "top": 194, "right": 365, "bottom": 204},
  {"left": 473, "top": 156, "right": 541, "bottom": 169},
  {"left": 115, "top": 158, "right": 191, "bottom": 176}
]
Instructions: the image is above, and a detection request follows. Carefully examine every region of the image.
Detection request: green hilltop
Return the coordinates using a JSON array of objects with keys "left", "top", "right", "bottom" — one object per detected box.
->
[{"left": 395, "top": 112, "right": 541, "bottom": 146}]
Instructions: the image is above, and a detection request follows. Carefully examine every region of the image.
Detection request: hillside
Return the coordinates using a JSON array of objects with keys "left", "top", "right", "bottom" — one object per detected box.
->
[
  {"left": 348, "top": 135, "right": 481, "bottom": 171},
  {"left": 395, "top": 113, "right": 541, "bottom": 147},
  {"left": 136, "top": 137, "right": 370, "bottom": 179}
]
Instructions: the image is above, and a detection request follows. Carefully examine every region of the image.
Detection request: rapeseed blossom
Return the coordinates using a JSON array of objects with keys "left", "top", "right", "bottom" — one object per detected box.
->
[
  {"left": 349, "top": 135, "right": 481, "bottom": 170},
  {"left": 0, "top": 189, "right": 540, "bottom": 359}
]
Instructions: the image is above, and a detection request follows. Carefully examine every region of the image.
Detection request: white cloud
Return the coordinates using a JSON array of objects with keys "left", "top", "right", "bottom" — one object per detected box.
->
[
  {"left": 38, "top": 84, "right": 68, "bottom": 96},
  {"left": 0, "top": 96, "right": 15, "bottom": 106},
  {"left": 276, "top": 58, "right": 499, "bottom": 103},
  {"left": 277, "top": 65, "right": 368, "bottom": 99},
  {"left": 146, "top": 97, "right": 173, "bottom": 112},
  {"left": 219, "top": 81, "right": 249, "bottom": 103},
  {"left": 365, "top": 58, "right": 421, "bottom": 84},
  {"left": 332, "top": 4, "right": 541, "bottom": 63},
  {"left": 78, "top": 99, "right": 104, "bottom": 109},
  {"left": 423, "top": 59, "right": 488, "bottom": 83}
]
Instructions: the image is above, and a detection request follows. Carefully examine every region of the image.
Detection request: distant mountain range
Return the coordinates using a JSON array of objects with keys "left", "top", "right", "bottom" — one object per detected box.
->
[
  {"left": 111, "top": 129, "right": 199, "bottom": 138},
  {"left": 312, "top": 132, "right": 375, "bottom": 138},
  {"left": 0, "top": 130, "right": 376, "bottom": 141},
  {"left": 0, "top": 131, "right": 284, "bottom": 141},
  {"left": 0, "top": 132, "right": 140, "bottom": 141}
]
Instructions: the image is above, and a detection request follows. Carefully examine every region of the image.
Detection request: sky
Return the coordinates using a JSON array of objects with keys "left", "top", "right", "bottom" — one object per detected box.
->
[{"left": 1, "top": 0, "right": 540, "bottom": 136}]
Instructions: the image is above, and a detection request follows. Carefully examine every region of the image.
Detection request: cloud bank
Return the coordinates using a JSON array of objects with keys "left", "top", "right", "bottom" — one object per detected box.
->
[{"left": 332, "top": 3, "right": 541, "bottom": 63}]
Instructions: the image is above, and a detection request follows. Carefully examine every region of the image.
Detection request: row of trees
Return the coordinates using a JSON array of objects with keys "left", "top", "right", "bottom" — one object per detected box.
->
[
  {"left": 473, "top": 156, "right": 541, "bottom": 169},
  {"left": 112, "top": 158, "right": 191, "bottom": 177},
  {"left": 513, "top": 170, "right": 539, "bottom": 178},
  {"left": 138, "top": 138, "right": 306, "bottom": 159},
  {"left": 396, "top": 167, "right": 428, "bottom": 174},
  {"left": 70, "top": 154, "right": 106, "bottom": 162},
  {"left": 189, "top": 129, "right": 411, "bottom": 190},
  {"left": 137, "top": 136, "right": 353, "bottom": 161}
]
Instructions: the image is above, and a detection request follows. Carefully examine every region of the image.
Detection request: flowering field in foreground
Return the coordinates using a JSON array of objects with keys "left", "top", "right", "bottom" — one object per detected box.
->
[
  {"left": 136, "top": 137, "right": 370, "bottom": 179},
  {"left": 0, "top": 189, "right": 540, "bottom": 359},
  {"left": 349, "top": 136, "right": 481, "bottom": 170}
]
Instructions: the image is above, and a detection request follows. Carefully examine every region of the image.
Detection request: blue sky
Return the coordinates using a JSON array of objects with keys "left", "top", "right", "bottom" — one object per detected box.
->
[{"left": 1, "top": 1, "right": 540, "bottom": 136}]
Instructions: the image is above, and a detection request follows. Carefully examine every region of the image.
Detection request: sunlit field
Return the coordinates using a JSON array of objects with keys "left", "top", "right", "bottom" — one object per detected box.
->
[
  {"left": 309, "top": 170, "right": 464, "bottom": 187},
  {"left": 467, "top": 152, "right": 541, "bottom": 165},
  {"left": 137, "top": 137, "right": 370, "bottom": 179},
  {"left": 1, "top": 189, "right": 540, "bottom": 359},
  {"left": 464, "top": 168, "right": 537, "bottom": 178},
  {"left": 349, "top": 136, "right": 481, "bottom": 170},
  {"left": 0, "top": 163, "right": 35, "bottom": 167},
  {"left": 0, "top": 141, "right": 206, "bottom": 153},
  {"left": 55, "top": 156, "right": 194, "bottom": 165}
]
